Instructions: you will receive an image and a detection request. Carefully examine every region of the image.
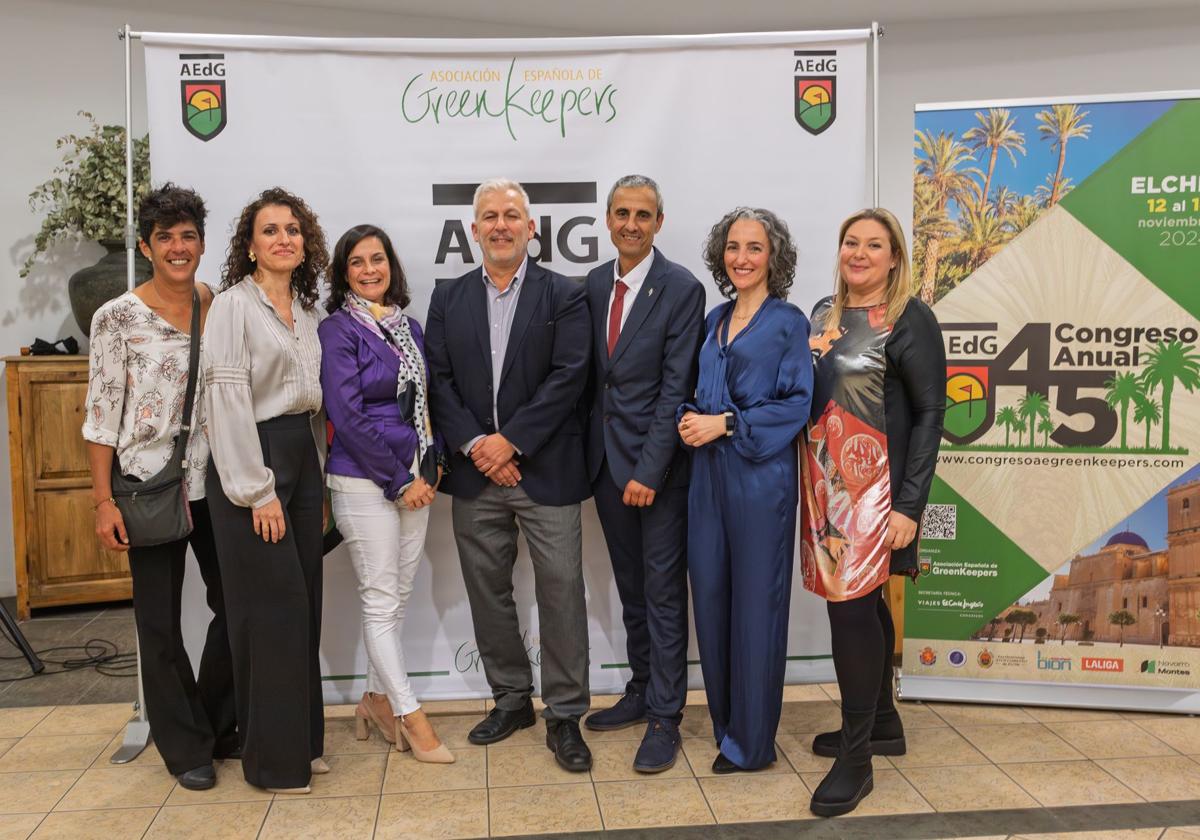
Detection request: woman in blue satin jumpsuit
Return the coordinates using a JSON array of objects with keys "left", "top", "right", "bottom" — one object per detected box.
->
[{"left": 678, "top": 208, "right": 812, "bottom": 772}]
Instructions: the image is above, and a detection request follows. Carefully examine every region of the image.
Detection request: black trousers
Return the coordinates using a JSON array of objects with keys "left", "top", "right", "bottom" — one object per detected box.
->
[
  {"left": 128, "top": 499, "right": 237, "bottom": 775},
  {"left": 826, "top": 584, "right": 894, "bottom": 714},
  {"left": 592, "top": 461, "right": 689, "bottom": 722},
  {"left": 206, "top": 413, "right": 324, "bottom": 790}
]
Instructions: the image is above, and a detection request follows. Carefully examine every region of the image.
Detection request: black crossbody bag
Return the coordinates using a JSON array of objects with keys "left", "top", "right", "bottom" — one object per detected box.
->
[{"left": 110, "top": 290, "right": 200, "bottom": 547}]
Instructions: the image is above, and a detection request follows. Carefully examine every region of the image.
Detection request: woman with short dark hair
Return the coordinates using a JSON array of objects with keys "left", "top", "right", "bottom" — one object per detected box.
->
[
  {"left": 319, "top": 224, "right": 452, "bottom": 763},
  {"left": 84, "top": 183, "right": 237, "bottom": 792},
  {"left": 204, "top": 187, "right": 330, "bottom": 793},
  {"left": 678, "top": 207, "right": 812, "bottom": 773}
]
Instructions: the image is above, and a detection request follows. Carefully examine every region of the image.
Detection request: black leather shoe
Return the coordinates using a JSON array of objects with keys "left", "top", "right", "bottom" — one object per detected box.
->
[
  {"left": 175, "top": 764, "right": 216, "bottom": 790},
  {"left": 468, "top": 700, "right": 536, "bottom": 745},
  {"left": 584, "top": 691, "right": 646, "bottom": 731},
  {"left": 546, "top": 719, "right": 592, "bottom": 772},
  {"left": 711, "top": 752, "right": 745, "bottom": 774}
]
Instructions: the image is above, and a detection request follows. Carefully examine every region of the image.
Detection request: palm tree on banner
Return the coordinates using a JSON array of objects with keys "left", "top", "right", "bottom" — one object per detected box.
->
[
  {"left": 1036, "top": 104, "right": 1092, "bottom": 206},
  {"left": 1009, "top": 195, "right": 1042, "bottom": 234},
  {"left": 1019, "top": 391, "right": 1050, "bottom": 447},
  {"left": 996, "top": 406, "right": 1020, "bottom": 447},
  {"left": 1038, "top": 416, "right": 1055, "bottom": 447},
  {"left": 991, "top": 185, "right": 1019, "bottom": 221},
  {"left": 1104, "top": 372, "right": 1141, "bottom": 450},
  {"left": 1133, "top": 393, "right": 1161, "bottom": 450},
  {"left": 914, "top": 129, "right": 981, "bottom": 304},
  {"left": 912, "top": 176, "right": 955, "bottom": 299},
  {"left": 1140, "top": 340, "right": 1200, "bottom": 451},
  {"left": 1035, "top": 174, "right": 1075, "bottom": 208},
  {"left": 962, "top": 108, "right": 1026, "bottom": 212},
  {"left": 954, "top": 195, "right": 1012, "bottom": 273}
]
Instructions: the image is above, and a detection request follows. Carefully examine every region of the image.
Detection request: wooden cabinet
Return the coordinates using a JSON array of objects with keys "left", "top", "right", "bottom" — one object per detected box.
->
[{"left": 6, "top": 356, "right": 130, "bottom": 619}]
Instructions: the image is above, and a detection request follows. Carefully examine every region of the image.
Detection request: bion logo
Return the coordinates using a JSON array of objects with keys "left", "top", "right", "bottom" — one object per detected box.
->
[{"left": 1037, "top": 651, "right": 1072, "bottom": 671}]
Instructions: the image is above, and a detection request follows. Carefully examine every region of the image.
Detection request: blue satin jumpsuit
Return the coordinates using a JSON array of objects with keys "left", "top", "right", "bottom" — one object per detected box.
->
[{"left": 682, "top": 297, "right": 813, "bottom": 769}]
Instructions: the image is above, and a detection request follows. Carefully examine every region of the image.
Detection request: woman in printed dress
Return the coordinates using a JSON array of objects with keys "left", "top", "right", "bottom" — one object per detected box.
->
[{"left": 800, "top": 208, "right": 945, "bottom": 816}]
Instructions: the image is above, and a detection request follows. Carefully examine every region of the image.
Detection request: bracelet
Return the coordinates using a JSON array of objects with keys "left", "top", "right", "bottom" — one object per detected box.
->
[{"left": 93, "top": 497, "right": 116, "bottom": 511}]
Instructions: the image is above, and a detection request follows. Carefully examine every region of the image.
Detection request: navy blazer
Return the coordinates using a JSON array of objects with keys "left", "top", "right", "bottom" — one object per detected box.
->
[
  {"left": 425, "top": 260, "right": 591, "bottom": 505},
  {"left": 585, "top": 248, "right": 706, "bottom": 491}
]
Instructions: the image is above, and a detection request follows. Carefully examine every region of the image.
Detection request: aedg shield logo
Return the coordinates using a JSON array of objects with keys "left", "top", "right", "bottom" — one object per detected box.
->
[
  {"left": 793, "top": 50, "right": 837, "bottom": 135},
  {"left": 179, "top": 53, "right": 227, "bottom": 142}
]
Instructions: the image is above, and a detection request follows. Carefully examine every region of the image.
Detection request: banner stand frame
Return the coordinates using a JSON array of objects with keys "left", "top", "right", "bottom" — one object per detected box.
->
[
  {"left": 901, "top": 674, "right": 1200, "bottom": 715},
  {"left": 113, "top": 21, "right": 882, "bottom": 716}
]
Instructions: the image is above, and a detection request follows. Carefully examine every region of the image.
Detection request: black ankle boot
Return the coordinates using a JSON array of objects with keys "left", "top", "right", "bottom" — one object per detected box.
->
[{"left": 810, "top": 707, "right": 875, "bottom": 817}]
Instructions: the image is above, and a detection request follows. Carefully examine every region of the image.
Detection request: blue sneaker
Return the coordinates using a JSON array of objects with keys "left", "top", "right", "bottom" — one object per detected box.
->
[
  {"left": 633, "top": 718, "right": 680, "bottom": 773},
  {"left": 584, "top": 692, "right": 646, "bottom": 731}
]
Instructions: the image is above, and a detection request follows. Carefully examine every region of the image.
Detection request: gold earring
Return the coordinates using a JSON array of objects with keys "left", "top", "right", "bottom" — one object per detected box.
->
[{"left": 249, "top": 251, "right": 257, "bottom": 262}]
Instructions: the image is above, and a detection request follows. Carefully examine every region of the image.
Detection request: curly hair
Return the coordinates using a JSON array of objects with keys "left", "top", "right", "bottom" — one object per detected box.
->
[
  {"left": 137, "top": 182, "right": 206, "bottom": 243},
  {"left": 220, "top": 187, "right": 329, "bottom": 310},
  {"left": 326, "top": 224, "right": 411, "bottom": 314},
  {"left": 701, "top": 207, "right": 797, "bottom": 300}
]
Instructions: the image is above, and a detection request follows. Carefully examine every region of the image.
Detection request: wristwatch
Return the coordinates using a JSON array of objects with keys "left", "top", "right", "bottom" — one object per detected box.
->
[{"left": 724, "top": 412, "right": 735, "bottom": 437}]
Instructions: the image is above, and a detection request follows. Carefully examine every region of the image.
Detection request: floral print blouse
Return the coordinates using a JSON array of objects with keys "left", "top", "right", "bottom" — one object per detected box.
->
[{"left": 82, "top": 290, "right": 210, "bottom": 500}]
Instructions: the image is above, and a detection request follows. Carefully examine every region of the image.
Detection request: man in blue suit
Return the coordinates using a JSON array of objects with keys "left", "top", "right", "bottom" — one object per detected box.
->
[
  {"left": 426, "top": 178, "right": 593, "bottom": 772},
  {"left": 583, "top": 175, "right": 705, "bottom": 772}
]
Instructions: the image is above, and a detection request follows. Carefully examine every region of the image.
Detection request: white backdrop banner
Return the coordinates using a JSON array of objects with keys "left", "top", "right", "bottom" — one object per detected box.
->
[{"left": 141, "top": 30, "right": 871, "bottom": 702}]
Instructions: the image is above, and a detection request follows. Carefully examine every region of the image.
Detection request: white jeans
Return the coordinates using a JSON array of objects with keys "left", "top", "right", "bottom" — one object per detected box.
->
[{"left": 330, "top": 476, "right": 430, "bottom": 716}]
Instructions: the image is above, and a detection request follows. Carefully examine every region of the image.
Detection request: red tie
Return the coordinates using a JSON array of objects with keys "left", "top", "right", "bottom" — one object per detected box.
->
[{"left": 607, "top": 280, "right": 628, "bottom": 356}]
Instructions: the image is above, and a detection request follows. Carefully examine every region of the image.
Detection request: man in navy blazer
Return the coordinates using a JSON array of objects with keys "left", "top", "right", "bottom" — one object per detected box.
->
[
  {"left": 583, "top": 175, "right": 705, "bottom": 773},
  {"left": 425, "top": 178, "right": 593, "bottom": 772}
]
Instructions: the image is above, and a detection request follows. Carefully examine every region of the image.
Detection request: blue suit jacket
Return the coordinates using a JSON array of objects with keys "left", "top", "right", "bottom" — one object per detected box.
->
[
  {"left": 426, "top": 260, "right": 592, "bottom": 505},
  {"left": 585, "top": 248, "right": 706, "bottom": 491}
]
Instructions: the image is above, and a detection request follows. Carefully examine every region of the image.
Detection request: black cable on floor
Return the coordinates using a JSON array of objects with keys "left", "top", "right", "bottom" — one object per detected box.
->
[{"left": 0, "top": 623, "right": 136, "bottom": 682}]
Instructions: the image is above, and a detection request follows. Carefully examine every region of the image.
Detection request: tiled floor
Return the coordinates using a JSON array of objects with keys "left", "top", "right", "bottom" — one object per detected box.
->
[{"left": 3, "top": 604, "right": 1200, "bottom": 838}]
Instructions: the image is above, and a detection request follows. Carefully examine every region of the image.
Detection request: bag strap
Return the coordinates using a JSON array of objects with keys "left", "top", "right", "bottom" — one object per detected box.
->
[{"left": 170, "top": 289, "right": 202, "bottom": 467}]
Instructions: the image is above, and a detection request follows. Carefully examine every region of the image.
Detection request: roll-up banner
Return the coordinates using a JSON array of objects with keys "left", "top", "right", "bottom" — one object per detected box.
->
[
  {"left": 141, "top": 31, "right": 873, "bottom": 702},
  {"left": 904, "top": 91, "right": 1200, "bottom": 712}
]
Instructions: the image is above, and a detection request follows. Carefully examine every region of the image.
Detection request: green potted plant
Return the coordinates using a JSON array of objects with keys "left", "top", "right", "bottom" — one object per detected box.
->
[{"left": 22, "top": 111, "right": 152, "bottom": 336}]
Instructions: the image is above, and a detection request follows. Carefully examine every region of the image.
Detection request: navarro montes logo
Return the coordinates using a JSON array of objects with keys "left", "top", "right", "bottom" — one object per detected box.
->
[
  {"left": 179, "top": 53, "right": 226, "bottom": 141},
  {"left": 793, "top": 50, "right": 836, "bottom": 135}
]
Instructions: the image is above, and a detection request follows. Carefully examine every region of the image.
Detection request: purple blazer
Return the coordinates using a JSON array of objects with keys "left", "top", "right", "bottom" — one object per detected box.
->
[{"left": 318, "top": 310, "right": 432, "bottom": 501}]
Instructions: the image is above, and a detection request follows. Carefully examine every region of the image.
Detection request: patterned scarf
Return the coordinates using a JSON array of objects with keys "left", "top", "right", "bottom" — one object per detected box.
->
[{"left": 343, "top": 293, "right": 434, "bottom": 481}]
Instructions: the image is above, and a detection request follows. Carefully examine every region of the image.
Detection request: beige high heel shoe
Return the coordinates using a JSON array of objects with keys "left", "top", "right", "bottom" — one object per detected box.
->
[
  {"left": 398, "top": 711, "right": 455, "bottom": 764},
  {"left": 354, "top": 692, "right": 400, "bottom": 747}
]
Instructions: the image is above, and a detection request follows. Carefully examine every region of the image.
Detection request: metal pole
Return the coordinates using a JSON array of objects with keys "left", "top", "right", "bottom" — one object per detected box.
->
[
  {"left": 871, "top": 21, "right": 883, "bottom": 207},
  {"left": 111, "top": 23, "right": 152, "bottom": 765},
  {"left": 122, "top": 24, "right": 135, "bottom": 291}
]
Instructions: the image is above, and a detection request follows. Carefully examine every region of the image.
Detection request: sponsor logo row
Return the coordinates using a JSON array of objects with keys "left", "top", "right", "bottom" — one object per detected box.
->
[{"left": 916, "top": 646, "right": 1192, "bottom": 677}]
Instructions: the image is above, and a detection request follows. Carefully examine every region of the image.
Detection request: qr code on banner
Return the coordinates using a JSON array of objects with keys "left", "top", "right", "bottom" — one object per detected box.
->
[{"left": 920, "top": 504, "right": 956, "bottom": 540}]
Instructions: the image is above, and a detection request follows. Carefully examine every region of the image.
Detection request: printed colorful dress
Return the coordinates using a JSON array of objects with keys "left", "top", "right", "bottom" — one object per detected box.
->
[{"left": 800, "top": 297, "right": 946, "bottom": 602}]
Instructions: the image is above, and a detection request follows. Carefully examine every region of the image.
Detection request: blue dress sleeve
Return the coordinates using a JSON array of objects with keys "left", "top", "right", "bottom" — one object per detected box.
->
[{"left": 727, "top": 308, "right": 813, "bottom": 462}]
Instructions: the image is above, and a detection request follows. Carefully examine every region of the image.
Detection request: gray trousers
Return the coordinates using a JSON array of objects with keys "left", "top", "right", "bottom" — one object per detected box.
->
[{"left": 451, "top": 484, "right": 589, "bottom": 721}]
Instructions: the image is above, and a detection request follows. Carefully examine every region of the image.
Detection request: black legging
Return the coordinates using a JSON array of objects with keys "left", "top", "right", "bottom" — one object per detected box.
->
[{"left": 826, "top": 584, "right": 894, "bottom": 713}]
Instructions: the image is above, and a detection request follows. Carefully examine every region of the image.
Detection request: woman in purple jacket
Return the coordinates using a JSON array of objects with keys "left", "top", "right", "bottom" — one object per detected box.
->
[{"left": 319, "top": 224, "right": 452, "bottom": 764}]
